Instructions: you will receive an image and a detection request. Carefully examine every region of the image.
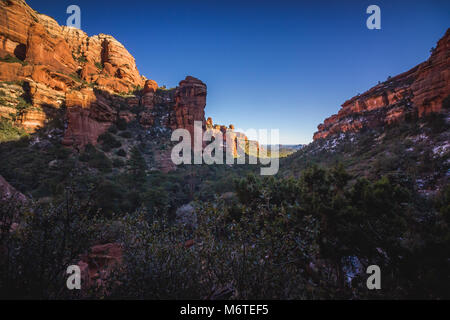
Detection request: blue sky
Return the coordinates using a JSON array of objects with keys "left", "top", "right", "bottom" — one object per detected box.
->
[{"left": 28, "top": 0, "right": 450, "bottom": 144}]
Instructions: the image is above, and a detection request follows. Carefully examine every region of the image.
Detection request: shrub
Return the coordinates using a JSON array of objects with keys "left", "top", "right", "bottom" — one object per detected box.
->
[
  {"left": 424, "top": 112, "right": 447, "bottom": 134},
  {"left": 95, "top": 62, "right": 103, "bottom": 70},
  {"left": 108, "top": 125, "right": 118, "bottom": 134},
  {"left": 0, "top": 195, "right": 95, "bottom": 299},
  {"left": 0, "top": 118, "right": 28, "bottom": 142},
  {"left": 79, "top": 144, "right": 113, "bottom": 172},
  {"left": 0, "top": 54, "right": 27, "bottom": 66},
  {"left": 113, "top": 158, "right": 125, "bottom": 168},
  {"left": 443, "top": 95, "right": 450, "bottom": 109},
  {"left": 116, "top": 149, "right": 127, "bottom": 157},
  {"left": 89, "top": 151, "right": 113, "bottom": 173},
  {"left": 77, "top": 55, "right": 88, "bottom": 63},
  {"left": 127, "top": 146, "right": 147, "bottom": 186},
  {"left": 68, "top": 73, "right": 82, "bottom": 83},
  {"left": 119, "top": 131, "right": 132, "bottom": 139},
  {"left": 98, "top": 132, "right": 121, "bottom": 152},
  {"left": 116, "top": 118, "right": 128, "bottom": 131}
]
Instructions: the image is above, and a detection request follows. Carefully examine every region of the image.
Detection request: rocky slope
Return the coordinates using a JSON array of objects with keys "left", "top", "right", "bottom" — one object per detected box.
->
[
  {"left": 281, "top": 29, "right": 450, "bottom": 194},
  {"left": 314, "top": 29, "right": 450, "bottom": 140}
]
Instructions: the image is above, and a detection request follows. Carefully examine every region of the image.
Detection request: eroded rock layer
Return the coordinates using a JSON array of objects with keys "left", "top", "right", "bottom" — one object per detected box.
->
[
  {"left": 314, "top": 29, "right": 450, "bottom": 140},
  {"left": 0, "top": 0, "right": 145, "bottom": 144}
]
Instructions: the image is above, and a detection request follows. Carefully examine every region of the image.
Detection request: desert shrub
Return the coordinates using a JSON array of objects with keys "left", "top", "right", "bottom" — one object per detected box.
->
[
  {"left": 90, "top": 152, "right": 112, "bottom": 173},
  {"left": 0, "top": 119, "right": 28, "bottom": 142},
  {"left": 116, "top": 149, "right": 127, "bottom": 157},
  {"left": 442, "top": 94, "right": 450, "bottom": 109},
  {"left": 0, "top": 195, "right": 96, "bottom": 299},
  {"left": 108, "top": 125, "right": 118, "bottom": 134},
  {"left": 127, "top": 146, "right": 147, "bottom": 186},
  {"left": 68, "top": 73, "right": 82, "bottom": 83},
  {"left": 113, "top": 158, "right": 125, "bottom": 168},
  {"left": 79, "top": 144, "right": 112, "bottom": 173},
  {"left": 119, "top": 131, "right": 132, "bottom": 139},
  {"left": 107, "top": 203, "right": 319, "bottom": 299},
  {"left": 423, "top": 112, "right": 447, "bottom": 134},
  {"left": 142, "top": 188, "right": 170, "bottom": 217},
  {"left": 98, "top": 132, "right": 121, "bottom": 152},
  {"left": 15, "top": 97, "right": 32, "bottom": 115},
  {"left": 0, "top": 164, "right": 447, "bottom": 299},
  {"left": 95, "top": 62, "right": 103, "bottom": 70},
  {"left": 116, "top": 118, "right": 128, "bottom": 131},
  {"left": 0, "top": 54, "right": 27, "bottom": 66},
  {"left": 76, "top": 55, "right": 87, "bottom": 63}
]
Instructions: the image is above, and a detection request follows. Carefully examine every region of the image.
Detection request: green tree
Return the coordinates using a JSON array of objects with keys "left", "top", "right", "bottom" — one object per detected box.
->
[{"left": 127, "top": 146, "right": 147, "bottom": 186}]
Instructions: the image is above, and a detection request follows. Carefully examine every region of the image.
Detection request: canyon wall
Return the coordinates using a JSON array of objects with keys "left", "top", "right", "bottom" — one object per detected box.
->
[
  {"left": 0, "top": 0, "right": 256, "bottom": 162},
  {"left": 0, "top": 0, "right": 146, "bottom": 146},
  {"left": 314, "top": 29, "right": 450, "bottom": 140}
]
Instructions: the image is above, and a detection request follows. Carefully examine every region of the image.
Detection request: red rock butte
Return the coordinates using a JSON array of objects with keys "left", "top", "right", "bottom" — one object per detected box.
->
[{"left": 314, "top": 28, "right": 450, "bottom": 140}]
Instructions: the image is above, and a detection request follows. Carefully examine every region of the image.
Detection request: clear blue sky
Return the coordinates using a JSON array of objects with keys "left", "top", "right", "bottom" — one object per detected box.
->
[{"left": 28, "top": 0, "right": 450, "bottom": 144}]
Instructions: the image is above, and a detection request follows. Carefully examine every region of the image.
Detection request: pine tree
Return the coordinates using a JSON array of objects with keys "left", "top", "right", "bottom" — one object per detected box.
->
[{"left": 128, "top": 146, "right": 147, "bottom": 186}]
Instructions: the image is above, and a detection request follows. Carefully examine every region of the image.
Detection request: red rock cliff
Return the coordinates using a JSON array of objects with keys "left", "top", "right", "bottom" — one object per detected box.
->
[
  {"left": 170, "top": 76, "right": 207, "bottom": 137},
  {"left": 0, "top": 0, "right": 145, "bottom": 145},
  {"left": 314, "top": 29, "right": 450, "bottom": 140}
]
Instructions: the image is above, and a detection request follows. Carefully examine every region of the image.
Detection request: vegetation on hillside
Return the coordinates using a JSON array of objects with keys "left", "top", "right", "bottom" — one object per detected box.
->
[{"left": 1, "top": 166, "right": 448, "bottom": 299}]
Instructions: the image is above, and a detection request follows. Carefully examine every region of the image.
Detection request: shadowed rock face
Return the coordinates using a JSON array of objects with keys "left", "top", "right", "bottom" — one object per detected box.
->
[{"left": 314, "top": 29, "right": 450, "bottom": 140}]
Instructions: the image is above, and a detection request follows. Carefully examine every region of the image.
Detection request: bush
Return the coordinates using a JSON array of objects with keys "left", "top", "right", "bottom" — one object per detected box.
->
[
  {"left": 0, "top": 119, "right": 28, "bottom": 142},
  {"left": 107, "top": 205, "right": 318, "bottom": 299},
  {"left": 98, "top": 132, "right": 121, "bottom": 152},
  {"left": 119, "top": 131, "right": 132, "bottom": 139},
  {"left": 108, "top": 125, "right": 118, "bottom": 134},
  {"left": 0, "top": 195, "right": 95, "bottom": 299},
  {"left": 424, "top": 112, "right": 447, "bottom": 134},
  {"left": 95, "top": 62, "right": 103, "bottom": 70},
  {"left": 0, "top": 54, "right": 27, "bottom": 66},
  {"left": 442, "top": 94, "right": 450, "bottom": 109},
  {"left": 127, "top": 146, "right": 147, "bottom": 186},
  {"left": 113, "top": 158, "right": 125, "bottom": 168},
  {"left": 116, "top": 118, "right": 128, "bottom": 131},
  {"left": 116, "top": 149, "right": 127, "bottom": 157},
  {"left": 79, "top": 144, "right": 113, "bottom": 173},
  {"left": 0, "top": 165, "right": 448, "bottom": 299}
]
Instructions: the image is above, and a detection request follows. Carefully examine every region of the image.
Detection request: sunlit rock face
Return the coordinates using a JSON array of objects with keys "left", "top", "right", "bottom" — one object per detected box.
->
[
  {"left": 314, "top": 29, "right": 450, "bottom": 140},
  {"left": 0, "top": 174, "right": 26, "bottom": 202},
  {"left": 170, "top": 76, "right": 207, "bottom": 136},
  {"left": 0, "top": 0, "right": 144, "bottom": 136}
]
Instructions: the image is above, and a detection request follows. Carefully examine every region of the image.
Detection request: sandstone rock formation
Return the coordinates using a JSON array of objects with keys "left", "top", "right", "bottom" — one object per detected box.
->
[
  {"left": 62, "top": 89, "right": 126, "bottom": 147},
  {"left": 204, "top": 117, "right": 261, "bottom": 158},
  {"left": 314, "top": 29, "right": 450, "bottom": 140},
  {"left": 0, "top": 0, "right": 144, "bottom": 142},
  {"left": 170, "top": 76, "right": 207, "bottom": 137}
]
